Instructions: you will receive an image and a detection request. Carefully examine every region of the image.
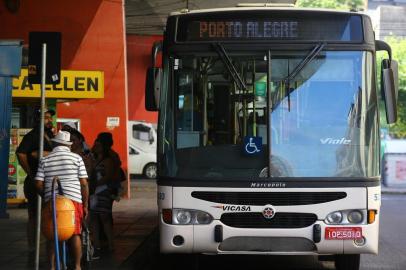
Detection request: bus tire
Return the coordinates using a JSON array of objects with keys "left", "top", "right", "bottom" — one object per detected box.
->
[{"left": 335, "top": 254, "right": 360, "bottom": 270}]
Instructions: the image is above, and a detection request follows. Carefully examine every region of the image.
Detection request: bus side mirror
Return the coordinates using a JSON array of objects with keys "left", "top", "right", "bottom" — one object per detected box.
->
[
  {"left": 145, "top": 67, "right": 161, "bottom": 111},
  {"left": 381, "top": 59, "right": 398, "bottom": 124},
  {"left": 376, "top": 40, "right": 398, "bottom": 124}
]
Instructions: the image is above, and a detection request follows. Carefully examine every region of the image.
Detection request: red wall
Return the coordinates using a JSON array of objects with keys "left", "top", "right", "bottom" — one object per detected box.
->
[
  {"left": 126, "top": 35, "right": 161, "bottom": 123},
  {"left": 0, "top": 1, "right": 129, "bottom": 190}
]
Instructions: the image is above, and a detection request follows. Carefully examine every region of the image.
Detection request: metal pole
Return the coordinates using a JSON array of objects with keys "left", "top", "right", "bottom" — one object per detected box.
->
[
  {"left": 62, "top": 241, "right": 67, "bottom": 270},
  {"left": 52, "top": 177, "right": 61, "bottom": 270},
  {"left": 35, "top": 43, "right": 46, "bottom": 270},
  {"left": 267, "top": 50, "right": 272, "bottom": 178},
  {"left": 253, "top": 59, "right": 256, "bottom": 137}
]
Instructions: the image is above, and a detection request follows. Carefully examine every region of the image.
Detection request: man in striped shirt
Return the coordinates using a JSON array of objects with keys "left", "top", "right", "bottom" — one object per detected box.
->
[{"left": 35, "top": 131, "right": 89, "bottom": 270}]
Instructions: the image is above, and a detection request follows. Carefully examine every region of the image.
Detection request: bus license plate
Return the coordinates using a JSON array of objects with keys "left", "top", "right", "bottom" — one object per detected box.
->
[{"left": 325, "top": 227, "right": 362, "bottom": 240}]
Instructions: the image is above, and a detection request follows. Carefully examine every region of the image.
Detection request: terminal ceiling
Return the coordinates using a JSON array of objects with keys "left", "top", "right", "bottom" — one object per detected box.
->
[{"left": 125, "top": 0, "right": 296, "bottom": 35}]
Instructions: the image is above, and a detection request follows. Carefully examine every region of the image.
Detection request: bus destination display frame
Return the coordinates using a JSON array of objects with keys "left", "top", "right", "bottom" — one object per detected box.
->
[{"left": 174, "top": 11, "right": 364, "bottom": 43}]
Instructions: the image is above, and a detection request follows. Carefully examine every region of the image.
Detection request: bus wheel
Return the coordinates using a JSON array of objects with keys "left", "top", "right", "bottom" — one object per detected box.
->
[
  {"left": 144, "top": 163, "right": 157, "bottom": 179},
  {"left": 335, "top": 254, "right": 360, "bottom": 270}
]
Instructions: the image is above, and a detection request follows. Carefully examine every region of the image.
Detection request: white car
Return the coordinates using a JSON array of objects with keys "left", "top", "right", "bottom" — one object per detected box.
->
[
  {"left": 128, "top": 144, "right": 157, "bottom": 179},
  {"left": 128, "top": 121, "right": 157, "bottom": 153}
]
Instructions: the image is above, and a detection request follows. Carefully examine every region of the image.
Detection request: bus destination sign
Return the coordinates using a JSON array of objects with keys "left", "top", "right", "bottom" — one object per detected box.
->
[
  {"left": 197, "top": 21, "right": 298, "bottom": 40},
  {"left": 176, "top": 15, "right": 363, "bottom": 42}
]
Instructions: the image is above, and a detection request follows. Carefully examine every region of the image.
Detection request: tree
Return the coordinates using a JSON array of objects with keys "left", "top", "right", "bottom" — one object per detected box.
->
[{"left": 297, "top": 0, "right": 364, "bottom": 11}]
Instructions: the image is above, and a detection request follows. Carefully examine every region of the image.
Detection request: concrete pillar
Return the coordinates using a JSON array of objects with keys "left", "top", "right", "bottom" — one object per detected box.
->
[{"left": 0, "top": 40, "right": 22, "bottom": 218}]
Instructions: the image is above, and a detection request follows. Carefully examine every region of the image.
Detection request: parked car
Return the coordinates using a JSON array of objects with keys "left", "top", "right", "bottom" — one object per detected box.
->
[
  {"left": 128, "top": 143, "right": 157, "bottom": 179},
  {"left": 128, "top": 121, "right": 157, "bottom": 179},
  {"left": 128, "top": 121, "right": 157, "bottom": 154}
]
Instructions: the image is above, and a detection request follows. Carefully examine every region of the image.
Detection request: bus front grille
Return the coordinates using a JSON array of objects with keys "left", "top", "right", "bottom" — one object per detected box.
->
[
  {"left": 192, "top": 191, "right": 346, "bottom": 206},
  {"left": 218, "top": 237, "right": 317, "bottom": 252},
  {"left": 220, "top": 212, "right": 317, "bottom": 228}
]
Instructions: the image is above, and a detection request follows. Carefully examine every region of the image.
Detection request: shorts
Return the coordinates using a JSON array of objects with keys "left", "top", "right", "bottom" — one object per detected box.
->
[{"left": 72, "top": 201, "right": 84, "bottom": 235}]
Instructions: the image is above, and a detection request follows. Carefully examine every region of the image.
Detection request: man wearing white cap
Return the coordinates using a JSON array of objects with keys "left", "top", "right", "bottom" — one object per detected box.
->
[{"left": 35, "top": 131, "right": 89, "bottom": 270}]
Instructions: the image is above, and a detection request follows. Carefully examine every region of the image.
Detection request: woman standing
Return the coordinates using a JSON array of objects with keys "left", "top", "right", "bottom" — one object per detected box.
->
[
  {"left": 89, "top": 132, "right": 116, "bottom": 258},
  {"left": 69, "top": 129, "right": 93, "bottom": 176}
]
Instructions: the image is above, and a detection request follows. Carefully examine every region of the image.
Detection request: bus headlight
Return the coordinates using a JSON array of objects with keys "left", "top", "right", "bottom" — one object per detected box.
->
[
  {"left": 325, "top": 209, "right": 367, "bottom": 225},
  {"left": 348, "top": 210, "right": 363, "bottom": 224},
  {"left": 195, "top": 211, "right": 212, "bottom": 224},
  {"left": 326, "top": 211, "right": 343, "bottom": 224},
  {"left": 175, "top": 210, "right": 192, "bottom": 224},
  {"left": 172, "top": 209, "right": 213, "bottom": 225}
]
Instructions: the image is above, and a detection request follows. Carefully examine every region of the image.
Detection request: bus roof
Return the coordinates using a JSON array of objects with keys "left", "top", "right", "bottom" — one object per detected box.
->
[{"left": 169, "top": 7, "right": 368, "bottom": 18}]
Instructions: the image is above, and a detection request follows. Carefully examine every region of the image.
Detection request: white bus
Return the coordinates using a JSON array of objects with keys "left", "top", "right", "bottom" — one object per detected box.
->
[{"left": 145, "top": 6, "right": 398, "bottom": 270}]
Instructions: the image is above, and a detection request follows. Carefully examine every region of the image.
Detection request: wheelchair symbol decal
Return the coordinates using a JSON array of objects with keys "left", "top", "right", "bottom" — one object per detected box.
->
[{"left": 243, "top": 136, "right": 262, "bottom": 155}]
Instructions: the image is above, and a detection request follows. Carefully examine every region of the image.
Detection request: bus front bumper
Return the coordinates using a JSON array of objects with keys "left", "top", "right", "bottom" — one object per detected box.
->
[{"left": 159, "top": 218, "right": 379, "bottom": 255}]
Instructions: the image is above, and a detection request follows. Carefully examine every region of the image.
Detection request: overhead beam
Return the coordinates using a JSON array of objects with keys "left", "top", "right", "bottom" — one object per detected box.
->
[{"left": 125, "top": 0, "right": 296, "bottom": 35}]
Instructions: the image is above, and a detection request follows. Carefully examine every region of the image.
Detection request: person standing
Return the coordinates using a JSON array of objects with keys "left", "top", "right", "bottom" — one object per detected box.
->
[
  {"left": 35, "top": 130, "right": 89, "bottom": 270},
  {"left": 62, "top": 122, "right": 92, "bottom": 158},
  {"left": 69, "top": 129, "right": 94, "bottom": 176},
  {"left": 89, "top": 132, "right": 117, "bottom": 258},
  {"left": 15, "top": 108, "right": 55, "bottom": 263}
]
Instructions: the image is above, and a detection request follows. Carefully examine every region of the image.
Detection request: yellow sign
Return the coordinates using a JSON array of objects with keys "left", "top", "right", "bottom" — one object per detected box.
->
[{"left": 12, "top": 69, "right": 104, "bottom": 99}]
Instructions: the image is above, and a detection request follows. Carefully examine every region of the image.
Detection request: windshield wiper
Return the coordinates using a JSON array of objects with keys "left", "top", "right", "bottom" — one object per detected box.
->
[
  {"left": 283, "top": 42, "right": 326, "bottom": 111},
  {"left": 284, "top": 43, "right": 326, "bottom": 84},
  {"left": 212, "top": 43, "right": 246, "bottom": 91}
]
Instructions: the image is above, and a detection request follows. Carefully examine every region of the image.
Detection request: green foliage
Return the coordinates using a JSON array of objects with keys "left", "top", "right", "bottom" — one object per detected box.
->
[
  {"left": 385, "top": 37, "right": 406, "bottom": 92},
  {"left": 387, "top": 91, "right": 406, "bottom": 138},
  {"left": 296, "top": 0, "right": 364, "bottom": 10},
  {"left": 377, "top": 37, "right": 406, "bottom": 138}
]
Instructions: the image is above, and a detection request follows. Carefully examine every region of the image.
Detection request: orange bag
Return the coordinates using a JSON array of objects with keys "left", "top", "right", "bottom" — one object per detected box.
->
[{"left": 41, "top": 196, "right": 75, "bottom": 241}]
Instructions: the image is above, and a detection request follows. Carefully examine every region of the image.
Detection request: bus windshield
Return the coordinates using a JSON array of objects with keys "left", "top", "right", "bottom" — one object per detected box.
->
[{"left": 159, "top": 50, "right": 379, "bottom": 180}]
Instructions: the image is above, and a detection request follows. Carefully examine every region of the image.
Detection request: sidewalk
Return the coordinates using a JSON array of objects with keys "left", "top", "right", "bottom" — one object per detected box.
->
[
  {"left": 381, "top": 184, "right": 406, "bottom": 194},
  {"left": 0, "top": 179, "right": 157, "bottom": 269}
]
